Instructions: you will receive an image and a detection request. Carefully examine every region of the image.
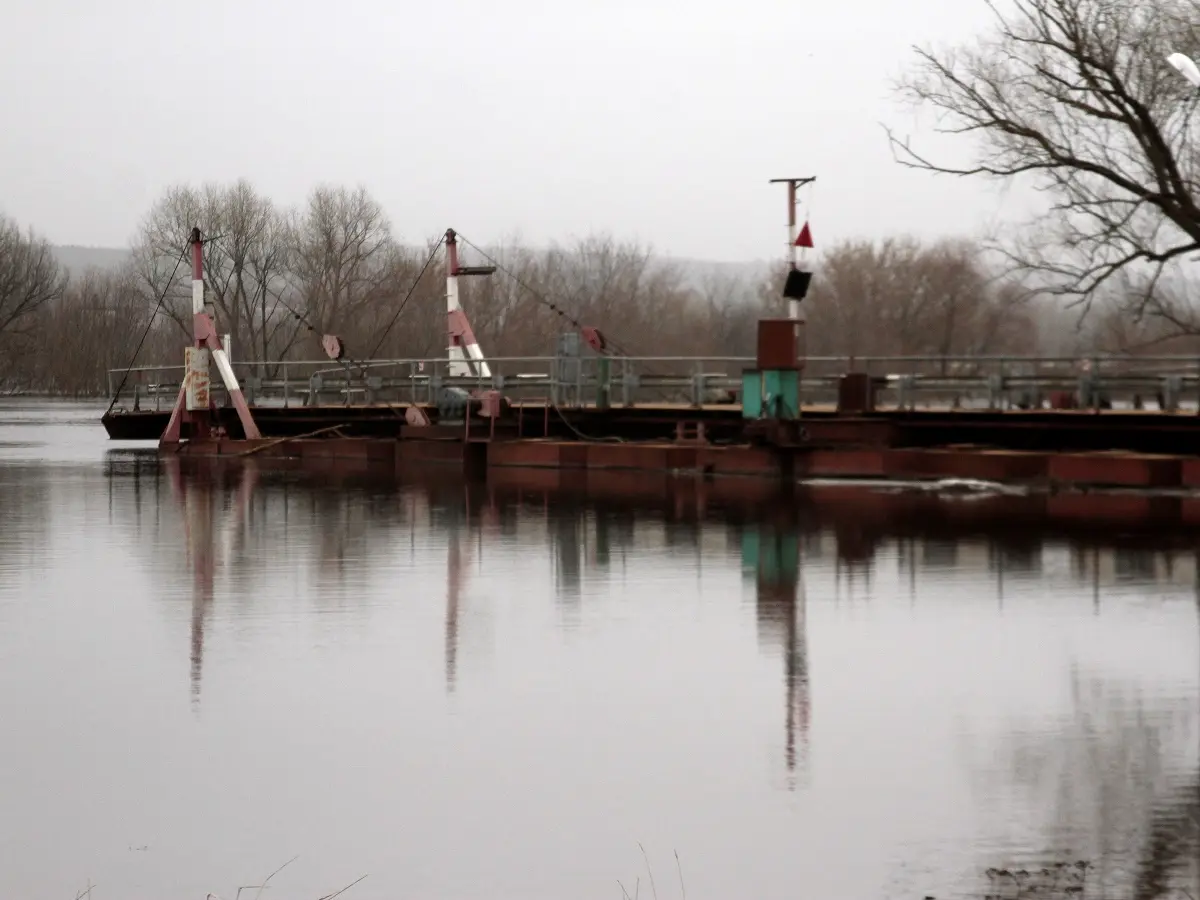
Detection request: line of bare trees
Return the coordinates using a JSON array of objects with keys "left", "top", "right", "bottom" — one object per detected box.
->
[
  {"left": 2, "top": 181, "right": 1062, "bottom": 397},
  {"left": 10, "top": 0, "right": 1200, "bottom": 395},
  {"left": 887, "top": 0, "right": 1200, "bottom": 356}
]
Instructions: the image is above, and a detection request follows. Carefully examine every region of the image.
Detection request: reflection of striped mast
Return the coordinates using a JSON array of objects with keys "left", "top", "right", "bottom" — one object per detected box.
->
[
  {"left": 187, "top": 473, "right": 213, "bottom": 708},
  {"left": 787, "top": 549, "right": 810, "bottom": 783},
  {"left": 445, "top": 528, "right": 461, "bottom": 693},
  {"left": 445, "top": 483, "right": 474, "bottom": 694},
  {"left": 444, "top": 486, "right": 497, "bottom": 694},
  {"left": 166, "top": 459, "right": 259, "bottom": 709},
  {"left": 170, "top": 460, "right": 215, "bottom": 709}
]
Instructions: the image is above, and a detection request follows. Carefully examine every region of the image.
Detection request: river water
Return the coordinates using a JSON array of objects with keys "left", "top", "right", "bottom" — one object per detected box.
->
[{"left": 0, "top": 399, "right": 1196, "bottom": 900}]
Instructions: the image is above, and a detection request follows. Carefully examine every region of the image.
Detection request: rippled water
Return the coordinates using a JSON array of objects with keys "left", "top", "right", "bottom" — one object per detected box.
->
[{"left": 0, "top": 399, "right": 1196, "bottom": 900}]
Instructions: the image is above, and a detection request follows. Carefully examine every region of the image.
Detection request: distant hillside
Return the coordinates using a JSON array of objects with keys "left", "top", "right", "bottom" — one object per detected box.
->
[
  {"left": 48, "top": 244, "right": 772, "bottom": 292},
  {"left": 52, "top": 245, "right": 131, "bottom": 275}
]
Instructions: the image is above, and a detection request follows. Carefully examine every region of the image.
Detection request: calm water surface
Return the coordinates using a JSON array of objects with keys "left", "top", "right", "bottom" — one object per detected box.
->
[{"left": 0, "top": 399, "right": 1196, "bottom": 900}]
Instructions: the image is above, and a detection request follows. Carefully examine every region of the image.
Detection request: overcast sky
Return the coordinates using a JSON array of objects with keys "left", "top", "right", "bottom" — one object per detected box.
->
[{"left": 0, "top": 0, "right": 1033, "bottom": 261}]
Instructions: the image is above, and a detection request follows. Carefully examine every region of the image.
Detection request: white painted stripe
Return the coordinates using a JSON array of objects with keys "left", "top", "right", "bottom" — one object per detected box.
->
[
  {"left": 447, "top": 276, "right": 461, "bottom": 312},
  {"left": 464, "top": 342, "right": 491, "bottom": 378},
  {"left": 192, "top": 279, "right": 205, "bottom": 315},
  {"left": 212, "top": 348, "right": 241, "bottom": 392},
  {"left": 448, "top": 345, "right": 472, "bottom": 377}
]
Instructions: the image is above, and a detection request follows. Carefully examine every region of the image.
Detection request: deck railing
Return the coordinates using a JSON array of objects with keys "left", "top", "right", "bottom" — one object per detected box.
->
[{"left": 105, "top": 354, "right": 1200, "bottom": 413}]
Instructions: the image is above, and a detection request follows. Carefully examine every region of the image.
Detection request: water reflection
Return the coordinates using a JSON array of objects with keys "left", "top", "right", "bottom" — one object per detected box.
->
[
  {"left": 161, "top": 458, "right": 259, "bottom": 706},
  {"left": 742, "top": 517, "right": 810, "bottom": 788},
  {"left": 964, "top": 664, "right": 1199, "bottom": 899},
  {"left": 2, "top": 430, "right": 1197, "bottom": 900},
  {"left": 120, "top": 460, "right": 1199, "bottom": 771},
  {"left": 95, "top": 458, "right": 1200, "bottom": 591},
  {"left": 0, "top": 465, "right": 51, "bottom": 590}
]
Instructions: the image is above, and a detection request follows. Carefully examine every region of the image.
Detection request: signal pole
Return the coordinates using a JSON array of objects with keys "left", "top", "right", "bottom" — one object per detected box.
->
[{"left": 768, "top": 177, "right": 816, "bottom": 320}]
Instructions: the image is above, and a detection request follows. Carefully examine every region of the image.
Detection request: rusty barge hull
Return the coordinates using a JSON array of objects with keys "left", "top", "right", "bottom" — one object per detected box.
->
[
  {"left": 153, "top": 429, "right": 1200, "bottom": 493},
  {"left": 106, "top": 397, "right": 1200, "bottom": 490},
  {"left": 148, "top": 455, "right": 1200, "bottom": 543},
  {"left": 107, "top": 403, "right": 1200, "bottom": 454}
]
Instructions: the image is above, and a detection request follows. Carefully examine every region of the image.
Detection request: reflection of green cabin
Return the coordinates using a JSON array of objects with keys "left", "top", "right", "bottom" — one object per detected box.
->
[{"left": 740, "top": 524, "right": 800, "bottom": 583}]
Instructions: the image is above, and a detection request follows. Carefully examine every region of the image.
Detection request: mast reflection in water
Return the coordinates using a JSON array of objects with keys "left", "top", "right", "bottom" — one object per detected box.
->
[{"left": 0, "top": 419, "right": 1194, "bottom": 900}]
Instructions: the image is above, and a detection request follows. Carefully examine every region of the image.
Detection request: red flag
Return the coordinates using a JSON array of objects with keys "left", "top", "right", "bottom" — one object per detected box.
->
[{"left": 794, "top": 222, "right": 813, "bottom": 248}]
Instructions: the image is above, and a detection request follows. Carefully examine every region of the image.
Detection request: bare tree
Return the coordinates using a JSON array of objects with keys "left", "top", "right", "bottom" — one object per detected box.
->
[
  {"left": 0, "top": 215, "right": 67, "bottom": 342},
  {"left": 29, "top": 263, "right": 154, "bottom": 395},
  {"left": 695, "top": 269, "right": 770, "bottom": 357},
  {"left": 5, "top": 178, "right": 1124, "bottom": 394},
  {"left": 797, "top": 236, "right": 1032, "bottom": 363},
  {"left": 1078, "top": 274, "right": 1200, "bottom": 354},
  {"left": 453, "top": 236, "right": 537, "bottom": 355},
  {"left": 803, "top": 237, "right": 932, "bottom": 358},
  {"left": 537, "top": 236, "right": 694, "bottom": 355},
  {"left": 130, "top": 184, "right": 201, "bottom": 337},
  {"left": 922, "top": 238, "right": 1034, "bottom": 362},
  {"left": 450, "top": 235, "right": 699, "bottom": 359},
  {"left": 245, "top": 205, "right": 304, "bottom": 365},
  {"left": 132, "top": 180, "right": 293, "bottom": 358},
  {"left": 886, "top": 0, "right": 1200, "bottom": 331},
  {"left": 290, "top": 185, "right": 396, "bottom": 352},
  {"left": 357, "top": 235, "right": 449, "bottom": 360}
]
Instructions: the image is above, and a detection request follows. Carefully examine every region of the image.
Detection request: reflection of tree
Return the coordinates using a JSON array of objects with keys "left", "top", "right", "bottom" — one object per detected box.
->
[
  {"left": 1114, "top": 549, "right": 1162, "bottom": 585},
  {"left": 922, "top": 538, "right": 960, "bottom": 570},
  {"left": 544, "top": 500, "right": 648, "bottom": 622},
  {"left": 989, "top": 541, "right": 1043, "bottom": 578},
  {"left": 445, "top": 526, "right": 462, "bottom": 693},
  {"left": 104, "top": 460, "right": 1200, "bottom": 849},
  {"left": 0, "top": 465, "right": 50, "bottom": 595},
  {"left": 967, "top": 666, "right": 1199, "bottom": 899},
  {"left": 550, "top": 505, "right": 583, "bottom": 613},
  {"left": 1135, "top": 774, "right": 1199, "bottom": 900}
]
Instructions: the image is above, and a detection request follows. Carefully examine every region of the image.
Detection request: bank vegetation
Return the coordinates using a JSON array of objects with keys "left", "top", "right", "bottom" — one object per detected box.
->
[{"left": 0, "top": 181, "right": 1164, "bottom": 397}]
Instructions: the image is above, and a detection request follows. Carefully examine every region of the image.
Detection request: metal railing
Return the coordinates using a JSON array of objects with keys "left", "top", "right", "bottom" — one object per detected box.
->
[
  {"left": 104, "top": 354, "right": 1200, "bottom": 414},
  {"left": 105, "top": 356, "right": 756, "bottom": 412}
]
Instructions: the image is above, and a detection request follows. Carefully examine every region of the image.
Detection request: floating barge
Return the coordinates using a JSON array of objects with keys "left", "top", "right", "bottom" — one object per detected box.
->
[{"left": 102, "top": 216, "right": 1200, "bottom": 492}]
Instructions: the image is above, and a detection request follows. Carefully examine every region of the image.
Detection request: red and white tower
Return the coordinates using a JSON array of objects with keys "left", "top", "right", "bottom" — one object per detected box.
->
[
  {"left": 769, "top": 177, "right": 816, "bottom": 320},
  {"left": 161, "top": 227, "right": 262, "bottom": 444},
  {"left": 444, "top": 229, "right": 494, "bottom": 379}
]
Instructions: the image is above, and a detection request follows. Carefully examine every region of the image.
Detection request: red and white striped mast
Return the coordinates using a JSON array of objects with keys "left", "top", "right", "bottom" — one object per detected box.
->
[
  {"left": 444, "top": 229, "right": 494, "bottom": 379},
  {"left": 769, "top": 177, "right": 816, "bottom": 320},
  {"left": 160, "top": 227, "right": 262, "bottom": 444}
]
